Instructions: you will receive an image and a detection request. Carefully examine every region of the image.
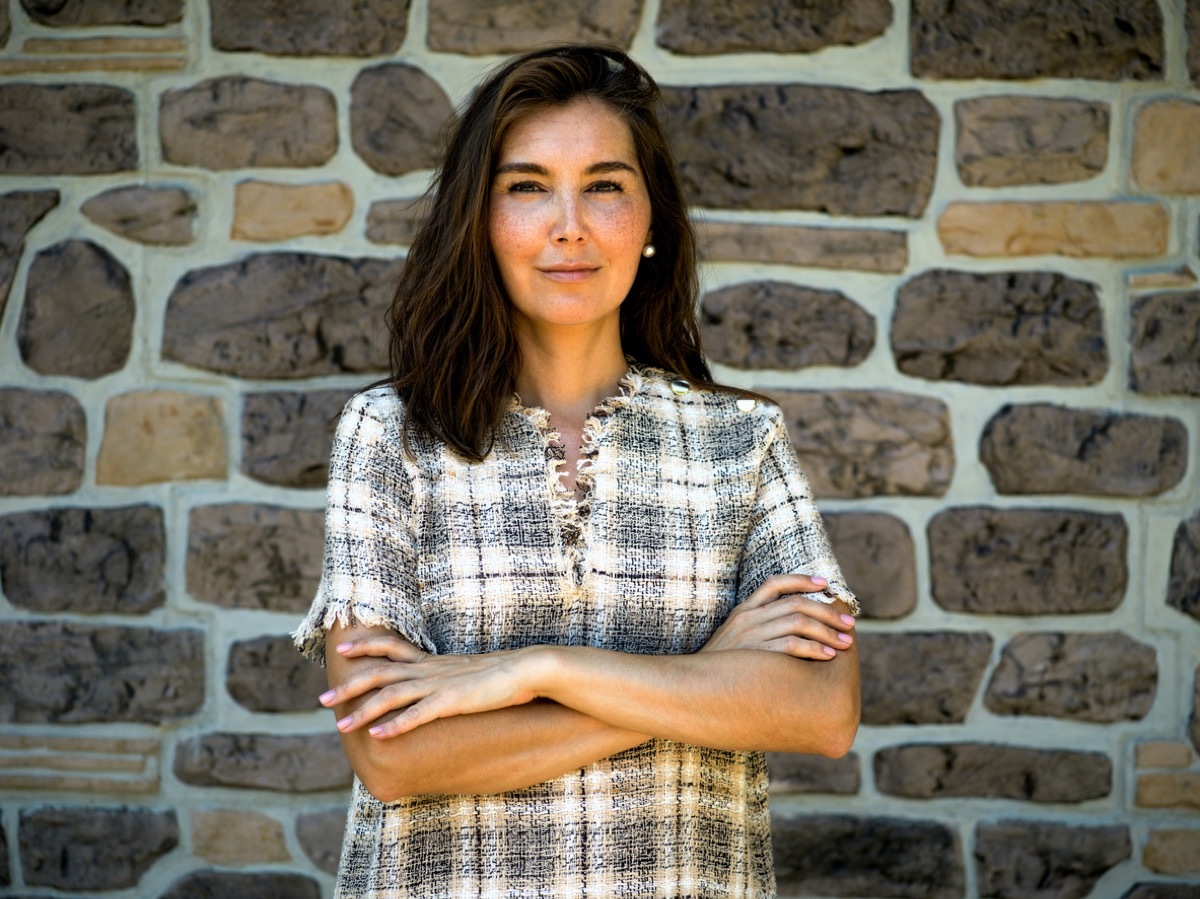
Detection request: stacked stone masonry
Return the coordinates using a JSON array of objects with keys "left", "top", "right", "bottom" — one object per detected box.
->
[{"left": 0, "top": 1, "right": 1198, "bottom": 896}]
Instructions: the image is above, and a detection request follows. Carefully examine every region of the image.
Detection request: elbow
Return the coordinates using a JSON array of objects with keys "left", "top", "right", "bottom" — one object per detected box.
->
[
  {"left": 811, "top": 678, "right": 860, "bottom": 759},
  {"left": 344, "top": 738, "right": 414, "bottom": 804}
]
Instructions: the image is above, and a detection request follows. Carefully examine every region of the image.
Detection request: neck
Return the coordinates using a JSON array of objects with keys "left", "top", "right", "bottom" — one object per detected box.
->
[{"left": 514, "top": 328, "right": 628, "bottom": 426}]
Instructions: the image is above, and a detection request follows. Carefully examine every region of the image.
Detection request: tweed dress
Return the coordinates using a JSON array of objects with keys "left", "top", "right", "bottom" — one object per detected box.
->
[{"left": 295, "top": 365, "right": 856, "bottom": 899}]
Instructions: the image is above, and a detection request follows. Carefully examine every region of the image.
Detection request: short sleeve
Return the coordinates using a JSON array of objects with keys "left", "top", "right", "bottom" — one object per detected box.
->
[
  {"left": 736, "top": 406, "right": 859, "bottom": 615},
  {"left": 293, "top": 391, "right": 435, "bottom": 663}
]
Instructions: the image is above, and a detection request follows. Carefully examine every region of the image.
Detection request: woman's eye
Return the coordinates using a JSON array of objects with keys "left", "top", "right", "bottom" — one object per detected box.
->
[
  {"left": 589, "top": 181, "right": 624, "bottom": 193},
  {"left": 507, "top": 181, "right": 542, "bottom": 193}
]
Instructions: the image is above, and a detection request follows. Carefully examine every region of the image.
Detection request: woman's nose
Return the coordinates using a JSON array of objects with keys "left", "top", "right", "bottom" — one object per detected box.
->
[{"left": 552, "top": 194, "right": 585, "bottom": 243}]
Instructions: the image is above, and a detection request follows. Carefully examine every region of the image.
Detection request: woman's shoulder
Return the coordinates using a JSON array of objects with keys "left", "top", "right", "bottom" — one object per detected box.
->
[{"left": 631, "top": 366, "right": 784, "bottom": 429}]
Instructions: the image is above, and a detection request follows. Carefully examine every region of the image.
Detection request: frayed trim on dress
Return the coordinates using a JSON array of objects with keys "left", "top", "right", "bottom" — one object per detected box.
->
[{"left": 292, "top": 588, "right": 437, "bottom": 665}]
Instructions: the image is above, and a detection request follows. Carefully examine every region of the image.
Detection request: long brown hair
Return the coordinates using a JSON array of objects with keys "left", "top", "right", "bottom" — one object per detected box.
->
[{"left": 387, "top": 44, "right": 714, "bottom": 461}]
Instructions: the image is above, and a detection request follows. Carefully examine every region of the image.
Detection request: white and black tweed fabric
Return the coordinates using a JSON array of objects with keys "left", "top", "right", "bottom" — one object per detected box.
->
[{"left": 295, "top": 365, "right": 856, "bottom": 899}]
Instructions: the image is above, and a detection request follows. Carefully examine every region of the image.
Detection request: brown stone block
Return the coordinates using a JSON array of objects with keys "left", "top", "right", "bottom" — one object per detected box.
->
[
  {"left": 0, "top": 505, "right": 165, "bottom": 614},
  {"left": 975, "top": 820, "right": 1130, "bottom": 899},
  {"left": 0, "top": 732, "right": 159, "bottom": 794},
  {"left": 766, "top": 752, "right": 860, "bottom": 795},
  {"left": 97, "top": 391, "right": 227, "bottom": 486},
  {"left": 242, "top": 388, "right": 355, "bottom": 488},
  {"left": 173, "top": 732, "right": 352, "bottom": 792},
  {"left": 980, "top": 403, "right": 1188, "bottom": 497},
  {"left": 1192, "top": 666, "right": 1200, "bottom": 755},
  {"left": 19, "top": 0, "right": 182, "bottom": 26},
  {"left": 1138, "top": 773, "right": 1200, "bottom": 810},
  {"left": 191, "top": 809, "right": 290, "bottom": 865},
  {"left": 1128, "top": 265, "right": 1198, "bottom": 290},
  {"left": 1, "top": 1, "right": 8, "bottom": 47},
  {"left": 296, "top": 807, "right": 348, "bottom": 874},
  {"left": 823, "top": 512, "right": 916, "bottom": 619},
  {"left": 160, "top": 77, "right": 337, "bottom": 170},
  {"left": 0, "top": 388, "right": 86, "bottom": 497},
  {"left": 774, "top": 390, "right": 954, "bottom": 498},
  {"left": 24, "top": 36, "right": 186, "bottom": 53},
  {"left": 986, "top": 632, "right": 1157, "bottom": 722},
  {"left": 1133, "top": 100, "right": 1200, "bottom": 194},
  {"left": 227, "top": 634, "right": 326, "bottom": 712},
  {"left": 874, "top": 743, "right": 1111, "bottom": 802},
  {"left": 163, "top": 252, "right": 400, "bottom": 379},
  {"left": 0, "top": 56, "right": 186, "bottom": 74},
  {"left": 0, "top": 189, "right": 59, "bottom": 322},
  {"left": 1191, "top": 0, "right": 1200, "bottom": 85},
  {"left": 233, "top": 180, "right": 354, "bottom": 241},
  {"left": 772, "top": 814, "right": 964, "bottom": 899},
  {"left": 1122, "top": 883, "right": 1200, "bottom": 899},
  {"left": 928, "top": 507, "right": 1127, "bottom": 615},
  {"left": 428, "top": 0, "right": 641, "bottom": 54},
  {"left": 1145, "top": 829, "right": 1200, "bottom": 875},
  {"left": 1137, "top": 741, "right": 1193, "bottom": 769},
  {"left": 82, "top": 185, "right": 196, "bottom": 246},
  {"left": 366, "top": 197, "right": 430, "bottom": 246},
  {"left": 0, "top": 83, "right": 136, "bottom": 174},
  {"left": 698, "top": 221, "right": 908, "bottom": 273},
  {"left": 161, "top": 871, "right": 321, "bottom": 899},
  {"left": 955, "top": 96, "right": 1109, "bottom": 187},
  {"left": 893, "top": 269, "right": 1107, "bottom": 385},
  {"left": 656, "top": 0, "right": 890, "bottom": 54},
  {"left": 19, "top": 806, "right": 178, "bottom": 891},
  {"left": 19, "top": 239, "right": 134, "bottom": 378},
  {"left": 911, "top": 0, "right": 1163, "bottom": 80},
  {"left": 210, "top": 0, "right": 409, "bottom": 56},
  {"left": 187, "top": 503, "right": 323, "bottom": 613},
  {"left": 938, "top": 201, "right": 1168, "bottom": 258},
  {"left": 702, "top": 281, "right": 874, "bottom": 370},
  {"left": 663, "top": 84, "right": 939, "bottom": 216},
  {"left": 1168, "top": 514, "right": 1200, "bottom": 623},
  {"left": 351, "top": 64, "right": 454, "bottom": 176},
  {"left": 858, "top": 632, "right": 993, "bottom": 725},
  {"left": 1131, "top": 290, "right": 1200, "bottom": 396}
]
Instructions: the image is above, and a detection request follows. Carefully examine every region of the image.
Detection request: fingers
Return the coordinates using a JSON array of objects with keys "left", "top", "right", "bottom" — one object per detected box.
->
[
  {"left": 333, "top": 635, "right": 427, "bottom": 663},
  {"left": 740, "top": 573, "right": 831, "bottom": 610}
]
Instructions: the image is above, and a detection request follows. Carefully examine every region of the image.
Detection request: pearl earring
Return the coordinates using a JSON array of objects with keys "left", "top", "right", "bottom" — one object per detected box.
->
[{"left": 642, "top": 244, "right": 656, "bottom": 258}]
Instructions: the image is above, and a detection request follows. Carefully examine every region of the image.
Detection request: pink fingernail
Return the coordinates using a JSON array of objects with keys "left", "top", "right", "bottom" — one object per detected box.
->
[
  {"left": 368, "top": 726, "right": 384, "bottom": 736},
  {"left": 335, "top": 643, "right": 352, "bottom": 653},
  {"left": 336, "top": 717, "right": 353, "bottom": 731},
  {"left": 839, "top": 633, "right": 853, "bottom": 644},
  {"left": 319, "top": 691, "right": 335, "bottom": 705},
  {"left": 840, "top": 614, "right": 856, "bottom": 626},
  {"left": 823, "top": 646, "right": 836, "bottom": 656},
  {"left": 812, "top": 576, "right": 828, "bottom": 587}
]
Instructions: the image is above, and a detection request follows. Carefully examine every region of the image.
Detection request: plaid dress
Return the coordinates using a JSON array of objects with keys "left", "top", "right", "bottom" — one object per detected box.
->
[{"left": 295, "top": 365, "right": 855, "bottom": 898}]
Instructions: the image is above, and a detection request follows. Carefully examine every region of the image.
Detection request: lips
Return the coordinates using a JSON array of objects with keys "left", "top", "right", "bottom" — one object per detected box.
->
[{"left": 539, "top": 264, "right": 599, "bottom": 282}]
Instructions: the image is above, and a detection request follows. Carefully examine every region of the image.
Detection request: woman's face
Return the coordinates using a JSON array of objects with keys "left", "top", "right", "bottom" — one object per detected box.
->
[{"left": 488, "top": 97, "right": 653, "bottom": 342}]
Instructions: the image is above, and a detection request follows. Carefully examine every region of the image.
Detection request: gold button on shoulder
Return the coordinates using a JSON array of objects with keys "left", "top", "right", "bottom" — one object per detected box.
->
[
  {"left": 736, "top": 396, "right": 757, "bottom": 412},
  {"left": 670, "top": 378, "right": 690, "bottom": 396}
]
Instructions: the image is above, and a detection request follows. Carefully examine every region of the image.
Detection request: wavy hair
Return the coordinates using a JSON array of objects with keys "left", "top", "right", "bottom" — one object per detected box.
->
[{"left": 387, "top": 44, "right": 714, "bottom": 461}]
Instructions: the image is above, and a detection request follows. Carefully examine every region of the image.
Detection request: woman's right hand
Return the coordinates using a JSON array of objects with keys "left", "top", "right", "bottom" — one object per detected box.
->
[{"left": 700, "top": 574, "right": 855, "bottom": 659}]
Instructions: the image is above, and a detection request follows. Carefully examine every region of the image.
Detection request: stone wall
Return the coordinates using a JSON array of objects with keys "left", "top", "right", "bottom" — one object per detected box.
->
[{"left": 1, "top": 1, "right": 1198, "bottom": 896}]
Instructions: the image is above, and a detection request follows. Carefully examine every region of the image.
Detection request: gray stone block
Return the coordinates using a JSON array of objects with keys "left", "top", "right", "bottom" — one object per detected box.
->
[
  {"left": 241, "top": 389, "right": 356, "bottom": 488},
  {"left": 859, "top": 632, "right": 993, "bottom": 725},
  {"left": 0, "top": 389, "right": 86, "bottom": 497},
  {"left": 975, "top": 820, "right": 1131, "bottom": 899},
  {"left": 427, "top": 0, "right": 641, "bottom": 54},
  {"left": 351, "top": 64, "right": 455, "bottom": 176},
  {"left": 0, "top": 84, "right": 136, "bottom": 174},
  {"left": 1130, "top": 290, "right": 1200, "bottom": 396},
  {"left": 823, "top": 512, "right": 916, "bottom": 619},
  {"left": 81, "top": 185, "right": 196, "bottom": 246},
  {"left": 210, "top": 0, "right": 409, "bottom": 56},
  {"left": 657, "top": 0, "right": 890, "bottom": 55},
  {"left": 1168, "top": 514, "right": 1200, "bottom": 624},
  {"left": 173, "top": 732, "right": 352, "bottom": 792},
  {"left": 160, "top": 870, "right": 321, "bottom": 899},
  {"left": 0, "top": 190, "right": 59, "bottom": 323},
  {"left": 766, "top": 752, "right": 859, "bottom": 795},
  {"left": 296, "top": 807, "right": 348, "bottom": 875},
  {"left": 227, "top": 634, "right": 327, "bottom": 712},
  {"left": 19, "top": 0, "right": 182, "bottom": 25}
]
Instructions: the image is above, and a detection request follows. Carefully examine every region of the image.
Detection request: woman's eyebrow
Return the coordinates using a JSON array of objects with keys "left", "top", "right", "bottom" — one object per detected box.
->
[{"left": 493, "top": 161, "right": 639, "bottom": 177}]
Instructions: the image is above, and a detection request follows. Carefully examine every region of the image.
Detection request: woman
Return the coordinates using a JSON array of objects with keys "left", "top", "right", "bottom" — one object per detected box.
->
[{"left": 296, "top": 44, "right": 859, "bottom": 898}]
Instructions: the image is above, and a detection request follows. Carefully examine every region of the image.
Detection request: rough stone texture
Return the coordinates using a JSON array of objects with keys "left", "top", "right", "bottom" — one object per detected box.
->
[
  {"left": 773, "top": 814, "right": 964, "bottom": 899},
  {"left": 938, "top": 201, "right": 1169, "bottom": 258},
  {"left": 1123, "top": 885, "right": 1200, "bottom": 899},
  {"left": 892, "top": 269, "right": 1107, "bottom": 386},
  {"left": 19, "top": 806, "right": 177, "bottom": 890},
  {"left": 0, "top": 84, "right": 136, "bottom": 174},
  {"left": 227, "top": 634, "right": 327, "bottom": 712},
  {"left": 0, "top": 388, "right": 86, "bottom": 497},
  {"left": 986, "top": 632, "right": 1157, "bottom": 722},
  {"left": 955, "top": 96, "right": 1109, "bottom": 186},
  {"left": 662, "top": 85, "right": 939, "bottom": 216},
  {"left": 0, "top": 190, "right": 58, "bottom": 323},
  {"left": 160, "top": 77, "right": 337, "bottom": 170},
  {"left": 96, "top": 391, "right": 227, "bottom": 486},
  {"left": 296, "top": 808, "right": 347, "bottom": 875},
  {"left": 1130, "top": 290, "right": 1200, "bottom": 396},
  {"left": 81, "top": 185, "right": 196, "bottom": 246},
  {"left": 1137, "top": 742, "right": 1193, "bottom": 769},
  {"left": 210, "top": 0, "right": 409, "bottom": 56},
  {"left": 1144, "top": 829, "right": 1200, "bottom": 875},
  {"left": 173, "top": 732, "right": 352, "bottom": 792},
  {"left": 774, "top": 391, "right": 954, "bottom": 498},
  {"left": 1194, "top": 666, "right": 1200, "bottom": 756},
  {"left": 1132, "top": 100, "right": 1200, "bottom": 193},
  {"left": 975, "top": 820, "right": 1131, "bottom": 899},
  {"left": 20, "top": 0, "right": 182, "bottom": 26},
  {"left": 911, "top": 0, "right": 1164, "bottom": 80},
  {"left": 428, "top": 0, "right": 641, "bottom": 54},
  {"left": 858, "top": 632, "right": 993, "bottom": 725},
  {"left": 161, "top": 871, "right": 322, "bottom": 899},
  {"left": 767, "top": 752, "right": 859, "bottom": 795},
  {"left": 1191, "top": 0, "right": 1200, "bottom": 85},
  {"left": 980, "top": 404, "right": 1188, "bottom": 497},
  {"left": 187, "top": 503, "right": 324, "bottom": 613},
  {"left": 701, "top": 281, "right": 874, "bottom": 371},
  {"left": 233, "top": 180, "right": 354, "bottom": 241},
  {"left": 1169, "top": 514, "right": 1200, "bottom": 624},
  {"left": 822, "top": 512, "right": 916, "bottom": 619},
  {"left": 164, "top": 253, "right": 400, "bottom": 378},
  {"left": 191, "top": 809, "right": 290, "bottom": 865},
  {"left": 698, "top": 222, "right": 908, "bottom": 273},
  {"left": 1, "top": 622, "right": 204, "bottom": 724},
  {"left": 0, "top": 505, "right": 165, "bottom": 615},
  {"left": 241, "top": 389, "right": 355, "bottom": 488},
  {"left": 351, "top": 65, "right": 455, "bottom": 176},
  {"left": 366, "top": 197, "right": 429, "bottom": 246},
  {"left": 656, "top": 0, "right": 890, "bottom": 54},
  {"left": 19, "top": 239, "right": 134, "bottom": 378},
  {"left": 928, "top": 507, "right": 1127, "bottom": 615},
  {"left": 1138, "top": 773, "right": 1200, "bottom": 810},
  {"left": 0, "top": 2, "right": 8, "bottom": 48},
  {"left": 875, "top": 744, "right": 1111, "bottom": 802}
]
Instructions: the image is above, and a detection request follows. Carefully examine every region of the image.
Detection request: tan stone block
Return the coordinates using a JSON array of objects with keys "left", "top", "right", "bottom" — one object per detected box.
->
[
  {"left": 1144, "top": 828, "right": 1200, "bottom": 875},
  {"left": 699, "top": 221, "right": 907, "bottom": 273},
  {"left": 23, "top": 37, "right": 187, "bottom": 54},
  {"left": 938, "top": 201, "right": 1168, "bottom": 258},
  {"left": 0, "top": 770, "right": 158, "bottom": 793},
  {"left": 0, "top": 57, "right": 185, "bottom": 74},
  {"left": 97, "top": 391, "right": 227, "bottom": 486},
  {"left": 1137, "top": 741, "right": 1194, "bottom": 769},
  {"left": 1133, "top": 100, "right": 1200, "bottom": 194},
  {"left": 1136, "top": 773, "right": 1200, "bottom": 809},
  {"left": 191, "top": 809, "right": 291, "bottom": 865},
  {"left": 233, "top": 180, "right": 354, "bottom": 241},
  {"left": 1127, "top": 265, "right": 1198, "bottom": 290}
]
